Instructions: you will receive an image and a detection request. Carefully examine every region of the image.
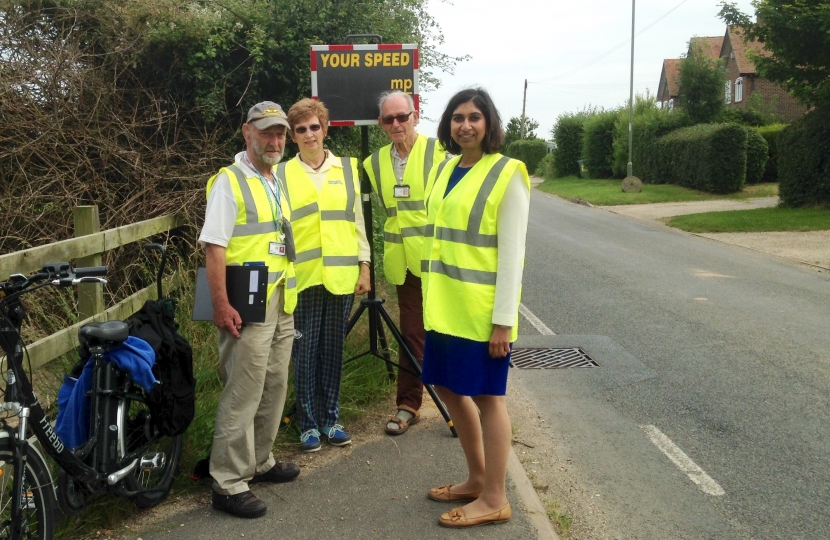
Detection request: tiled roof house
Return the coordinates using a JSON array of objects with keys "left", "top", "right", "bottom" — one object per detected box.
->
[
  {"left": 720, "top": 26, "right": 806, "bottom": 122},
  {"left": 658, "top": 37, "right": 723, "bottom": 109}
]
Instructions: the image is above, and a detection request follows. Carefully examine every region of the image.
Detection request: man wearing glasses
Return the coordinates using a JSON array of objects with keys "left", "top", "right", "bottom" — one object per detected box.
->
[
  {"left": 364, "top": 90, "right": 446, "bottom": 436},
  {"left": 199, "top": 102, "right": 300, "bottom": 519}
]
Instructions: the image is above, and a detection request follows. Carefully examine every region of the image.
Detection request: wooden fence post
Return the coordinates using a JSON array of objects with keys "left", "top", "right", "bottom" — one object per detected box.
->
[{"left": 73, "top": 206, "right": 104, "bottom": 319}]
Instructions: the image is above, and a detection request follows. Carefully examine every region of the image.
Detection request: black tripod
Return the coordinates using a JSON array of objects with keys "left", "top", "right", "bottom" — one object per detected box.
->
[{"left": 345, "top": 126, "right": 457, "bottom": 437}]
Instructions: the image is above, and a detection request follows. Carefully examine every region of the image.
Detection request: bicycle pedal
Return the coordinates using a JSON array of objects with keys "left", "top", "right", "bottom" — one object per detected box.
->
[{"left": 140, "top": 452, "right": 166, "bottom": 471}]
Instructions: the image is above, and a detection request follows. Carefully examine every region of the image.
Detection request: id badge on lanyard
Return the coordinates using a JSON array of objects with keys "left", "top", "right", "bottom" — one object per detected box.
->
[
  {"left": 269, "top": 231, "right": 286, "bottom": 257},
  {"left": 393, "top": 185, "right": 411, "bottom": 198}
]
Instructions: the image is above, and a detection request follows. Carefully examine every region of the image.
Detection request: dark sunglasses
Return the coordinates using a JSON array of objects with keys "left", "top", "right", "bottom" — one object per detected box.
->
[
  {"left": 294, "top": 124, "right": 322, "bottom": 134},
  {"left": 380, "top": 112, "right": 413, "bottom": 125}
]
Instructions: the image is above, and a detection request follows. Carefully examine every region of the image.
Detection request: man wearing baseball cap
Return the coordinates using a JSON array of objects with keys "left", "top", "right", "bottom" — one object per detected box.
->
[{"left": 198, "top": 101, "right": 299, "bottom": 518}]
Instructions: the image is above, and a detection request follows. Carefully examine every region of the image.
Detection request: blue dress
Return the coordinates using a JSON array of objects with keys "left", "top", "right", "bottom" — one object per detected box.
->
[{"left": 420, "top": 165, "right": 512, "bottom": 397}]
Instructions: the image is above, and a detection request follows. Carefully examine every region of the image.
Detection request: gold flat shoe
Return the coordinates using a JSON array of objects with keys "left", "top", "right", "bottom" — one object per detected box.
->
[
  {"left": 439, "top": 503, "right": 512, "bottom": 528},
  {"left": 427, "top": 484, "right": 482, "bottom": 502}
]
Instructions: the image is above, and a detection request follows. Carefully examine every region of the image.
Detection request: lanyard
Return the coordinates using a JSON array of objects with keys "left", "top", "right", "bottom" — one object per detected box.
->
[{"left": 243, "top": 154, "right": 282, "bottom": 231}]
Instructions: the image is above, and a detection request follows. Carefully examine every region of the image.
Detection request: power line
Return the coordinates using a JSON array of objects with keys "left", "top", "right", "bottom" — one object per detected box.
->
[{"left": 529, "top": 0, "right": 690, "bottom": 84}]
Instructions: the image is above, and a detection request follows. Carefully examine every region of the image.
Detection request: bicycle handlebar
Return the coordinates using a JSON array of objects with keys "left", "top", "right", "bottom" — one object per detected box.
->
[{"left": 1, "top": 263, "right": 108, "bottom": 298}]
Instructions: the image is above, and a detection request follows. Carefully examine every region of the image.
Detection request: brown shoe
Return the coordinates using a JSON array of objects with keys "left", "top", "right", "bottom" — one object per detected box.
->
[
  {"left": 249, "top": 461, "right": 300, "bottom": 485},
  {"left": 428, "top": 484, "right": 482, "bottom": 502},
  {"left": 439, "top": 503, "right": 511, "bottom": 528},
  {"left": 212, "top": 490, "right": 267, "bottom": 519}
]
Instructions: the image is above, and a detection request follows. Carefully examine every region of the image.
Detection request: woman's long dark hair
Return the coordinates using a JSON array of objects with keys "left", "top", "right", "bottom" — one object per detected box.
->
[{"left": 436, "top": 87, "right": 505, "bottom": 155}]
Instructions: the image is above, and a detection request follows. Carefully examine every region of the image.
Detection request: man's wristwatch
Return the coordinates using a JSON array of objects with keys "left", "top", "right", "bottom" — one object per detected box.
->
[{"left": 359, "top": 261, "right": 370, "bottom": 267}]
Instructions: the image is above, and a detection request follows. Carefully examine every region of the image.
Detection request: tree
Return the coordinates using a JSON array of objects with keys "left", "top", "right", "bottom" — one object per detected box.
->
[
  {"left": 504, "top": 116, "right": 539, "bottom": 148},
  {"left": 719, "top": 0, "right": 830, "bottom": 109},
  {"left": 677, "top": 40, "right": 726, "bottom": 124}
]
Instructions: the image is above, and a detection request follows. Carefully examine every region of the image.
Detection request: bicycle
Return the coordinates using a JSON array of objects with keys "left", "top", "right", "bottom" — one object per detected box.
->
[{"left": 0, "top": 252, "right": 183, "bottom": 539}]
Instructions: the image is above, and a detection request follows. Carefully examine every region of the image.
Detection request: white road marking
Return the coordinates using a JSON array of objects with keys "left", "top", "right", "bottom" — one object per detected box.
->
[
  {"left": 519, "top": 303, "right": 556, "bottom": 335},
  {"left": 641, "top": 424, "right": 726, "bottom": 497}
]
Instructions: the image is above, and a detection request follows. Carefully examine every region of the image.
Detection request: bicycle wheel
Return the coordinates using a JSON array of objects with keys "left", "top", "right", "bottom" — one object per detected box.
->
[
  {"left": 117, "top": 394, "right": 183, "bottom": 509},
  {"left": 0, "top": 438, "right": 56, "bottom": 539}
]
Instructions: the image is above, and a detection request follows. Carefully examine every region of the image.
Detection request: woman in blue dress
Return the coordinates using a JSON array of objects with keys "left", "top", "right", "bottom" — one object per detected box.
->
[{"left": 420, "top": 87, "right": 530, "bottom": 528}]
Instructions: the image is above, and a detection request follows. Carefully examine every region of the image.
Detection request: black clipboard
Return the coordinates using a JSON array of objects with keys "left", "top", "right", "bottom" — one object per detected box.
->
[{"left": 192, "top": 265, "right": 268, "bottom": 323}]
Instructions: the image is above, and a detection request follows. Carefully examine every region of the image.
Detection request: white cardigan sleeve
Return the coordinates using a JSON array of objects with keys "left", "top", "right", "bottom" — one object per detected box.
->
[{"left": 492, "top": 170, "right": 530, "bottom": 327}]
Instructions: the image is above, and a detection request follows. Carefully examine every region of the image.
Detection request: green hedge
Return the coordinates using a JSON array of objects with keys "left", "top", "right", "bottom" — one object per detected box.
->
[
  {"left": 582, "top": 111, "right": 618, "bottom": 178},
  {"left": 535, "top": 152, "right": 555, "bottom": 178},
  {"left": 552, "top": 113, "right": 585, "bottom": 177},
  {"left": 744, "top": 128, "right": 769, "bottom": 185},
  {"left": 506, "top": 139, "right": 548, "bottom": 176},
  {"left": 754, "top": 123, "right": 786, "bottom": 182},
  {"left": 655, "top": 123, "right": 748, "bottom": 193},
  {"left": 612, "top": 106, "right": 690, "bottom": 182},
  {"left": 778, "top": 107, "right": 830, "bottom": 207}
]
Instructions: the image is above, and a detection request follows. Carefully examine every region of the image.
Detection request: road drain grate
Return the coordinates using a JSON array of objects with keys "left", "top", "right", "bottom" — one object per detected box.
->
[{"left": 511, "top": 347, "right": 599, "bottom": 369}]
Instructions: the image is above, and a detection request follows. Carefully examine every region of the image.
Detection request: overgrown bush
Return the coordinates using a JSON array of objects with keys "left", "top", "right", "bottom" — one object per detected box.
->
[
  {"left": 612, "top": 96, "right": 690, "bottom": 182},
  {"left": 506, "top": 139, "right": 548, "bottom": 175},
  {"left": 656, "top": 123, "right": 748, "bottom": 193},
  {"left": 552, "top": 113, "right": 585, "bottom": 177},
  {"left": 778, "top": 107, "right": 830, "bottom": 207},
  {"left": 535, "top": 152, "right": 555, "bottom": 179},
  {"left": 744, "top": 128, "right": 769, "bottom": 184},
  {"left": 754, "top": 123, "right": 786, "bottom": 182},
  {"left": 582, "top": 111, "right": 618, "bottom": 178}
]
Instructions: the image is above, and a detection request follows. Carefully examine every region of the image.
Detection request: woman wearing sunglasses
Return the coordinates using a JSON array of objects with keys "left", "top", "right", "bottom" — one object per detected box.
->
[
  {"left": 278, "top": 98, "right": 371, "bottom": 452},
  {"left": 420, "top": 87, "right": 530, "bottom": 527}
]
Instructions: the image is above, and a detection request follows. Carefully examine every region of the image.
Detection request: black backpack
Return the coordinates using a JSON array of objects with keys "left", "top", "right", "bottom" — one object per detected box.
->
[{"left": 127, "top": 299, "right": 196, "bottom": 437}]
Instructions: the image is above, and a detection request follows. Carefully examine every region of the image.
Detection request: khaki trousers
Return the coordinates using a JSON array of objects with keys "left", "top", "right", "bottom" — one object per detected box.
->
[{"left": 210, "top": 285, "right": 294, "bottom": 495}]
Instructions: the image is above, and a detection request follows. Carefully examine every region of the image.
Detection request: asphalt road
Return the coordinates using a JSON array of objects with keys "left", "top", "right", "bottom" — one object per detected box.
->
[{"left": 513, "top": 191, "right": 830, "bottom": 540}]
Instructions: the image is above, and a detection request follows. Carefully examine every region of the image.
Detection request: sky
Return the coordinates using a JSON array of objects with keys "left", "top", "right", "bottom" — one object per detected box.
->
[{"left": 416, "top": 0, "right": 757, "bottom": 138}]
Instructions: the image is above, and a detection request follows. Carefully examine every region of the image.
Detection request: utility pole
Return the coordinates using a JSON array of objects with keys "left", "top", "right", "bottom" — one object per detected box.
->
[
  {"left": 627, "top": 0, "right": 635, "bottom": 178},
  {"left": 520, "top": 79, "right": 528, "bottom": 140},
  {"left": 622, "top": 0, "right": 642, "bottom": 192}
]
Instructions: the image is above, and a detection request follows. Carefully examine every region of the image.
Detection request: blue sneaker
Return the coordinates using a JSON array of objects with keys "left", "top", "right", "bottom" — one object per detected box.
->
[
  {"left": 320, "top": 424, "right": 351, "bottom": 446},
  {"left": 299, "top": 429, "right": 321, "bottom": 453}
]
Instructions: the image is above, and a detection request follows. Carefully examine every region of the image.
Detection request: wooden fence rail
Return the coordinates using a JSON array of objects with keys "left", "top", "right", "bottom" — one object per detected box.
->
[{"left": 0, "top": 208, "right": 186, "bottom": 370}]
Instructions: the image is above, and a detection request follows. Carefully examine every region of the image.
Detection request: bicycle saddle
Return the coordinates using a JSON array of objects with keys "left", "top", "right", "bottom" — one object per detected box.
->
[{"left": 78, "top": 320, "right": 129, "bottom": 345}]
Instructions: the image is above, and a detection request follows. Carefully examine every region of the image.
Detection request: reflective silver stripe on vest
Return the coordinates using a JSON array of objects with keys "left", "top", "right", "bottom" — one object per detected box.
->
[
  {"left": 370, "top": 151, "right": 389, "bottom": 215},
  {"left": 468, "top": 156, "right": 510, "bottom": 238},
  {"left": 421, "top": 259, "right": 429, "bottom": 273},
  {"left": 291, "top": 202, "right": 319, "bottom": 221},
  {"left": 286, "top": 276, "right": 297, "bottom": 289},
  {"left": 435, "top": 226, "right": 497, "bottom": 248},
  {"left": 426, "top": 158, "right": 453, "bottom": 209},
  {"left": 427, "top": 260, "right": 497, "bottom": 285},
  {"left": 384, "top": 231, "right": 403, "bottom": 243},
  {"left": 397, "top": 200, "right": 425, "bottom": 211},
  {"left": 324, "top": 255, "right": 359, "bottom": 266},
  {"left": 295, "top": 247, "right": 323, "bottom": 264},
  {"left": 341, "top": 157, "right": 356, "bottom": 220},
  {"left": 424, "top": 224, "right": 434, "bottom": 238},
  {"left": 321, "top": 210, "right": 356, "bottom": 222},
  {"left": 276, "top": 163, "right": 290, "bottom": 208},
  {"left": 268, "top": 271, "right": 284, "bottom": 284},
  {"left": 401, "top": 225, "right": 426, "bottom": 238},
  {"left": 423, "top": 137, "right": 438, "bottom": 189},
  {"left": 232, "top": 222, "right": 279, "bottom": 237},
  {"left": 227, "top": 165, "right": 260, "bottom": 232},
  {"left": 387, "top": 207, "right": 398, "bottom": 217}
]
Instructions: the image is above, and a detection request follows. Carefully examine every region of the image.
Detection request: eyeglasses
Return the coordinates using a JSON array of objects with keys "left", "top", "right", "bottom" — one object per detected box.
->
[
  {"left": 380, "top": 112, "right": 413, "bottom": 125},
  {"left": 293, "top": 124, "right": 322, "bottom": 134}
]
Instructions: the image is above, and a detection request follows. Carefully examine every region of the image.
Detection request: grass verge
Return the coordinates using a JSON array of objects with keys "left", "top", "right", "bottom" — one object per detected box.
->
[
  {"left": 666, "top": 207, "right": 830, "bottom": 233},
  {"left": 536, "top": 176, "right": 778, "bottom": 206}
]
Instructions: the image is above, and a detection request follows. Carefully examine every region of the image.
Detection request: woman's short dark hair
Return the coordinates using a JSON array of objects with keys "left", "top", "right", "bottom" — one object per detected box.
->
[{"left": 437, "top": 88, "right": 505, "bottom": 154}]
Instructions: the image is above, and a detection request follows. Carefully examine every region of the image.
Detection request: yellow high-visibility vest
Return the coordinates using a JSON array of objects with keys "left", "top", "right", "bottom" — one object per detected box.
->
[
  {"left": 206, "top": 163, "right": 297, "bottom": 313},
  {"left": 364, "top": 134, "right": 444, "bottom": 285},
  {"left": 278, "top": 156, "right": 360, "bottom": 295},
  {"left": 421, "top": 153, "right": 529, "bottom": 342}
]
